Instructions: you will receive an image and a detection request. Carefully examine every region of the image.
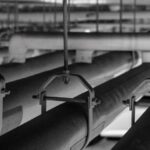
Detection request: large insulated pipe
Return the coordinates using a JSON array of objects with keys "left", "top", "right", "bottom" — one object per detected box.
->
[
  {"left": 2, "top": 52, "right": 137, "bottom": 135},
  {"left": 112, "top": 107, "right": 150, "bottom": 150},
  {"left": 1, "top": 63, "right": 150, "bottom": 150},
  {"left": 8, "top": 32, "right": 150, "bottom": 61},
  {"left": 0, "top": 51, "right": 75, "bottom": 83}
]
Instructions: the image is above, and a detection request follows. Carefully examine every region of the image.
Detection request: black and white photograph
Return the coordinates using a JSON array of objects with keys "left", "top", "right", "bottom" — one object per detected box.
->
[{"left": 0, "top": 0, "right": 150, "bottom": 149}]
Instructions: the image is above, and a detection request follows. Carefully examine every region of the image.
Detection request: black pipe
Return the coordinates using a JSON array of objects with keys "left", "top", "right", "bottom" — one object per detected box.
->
[
  {"left": 1, "top": 64, "right": 150, "bottom": 149},
  {"left": 112, "top": 107, "right": 150, "bottom": 150},
  {"left": 2, "top": 52, "right": 134, "bottom": 130}
]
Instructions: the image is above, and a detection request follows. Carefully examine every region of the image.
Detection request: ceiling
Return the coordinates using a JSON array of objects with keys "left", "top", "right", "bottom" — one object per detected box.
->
[{"left": 1, "top": 0, "right": 150, "bottom": 5}]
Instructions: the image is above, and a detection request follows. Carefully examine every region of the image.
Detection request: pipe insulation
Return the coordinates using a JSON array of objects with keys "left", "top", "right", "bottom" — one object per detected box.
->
[
  {"left": 1, "top": 52, "right": 137, "bottom": 135},
  {"left": 112, "top": 107, "right": 150, "bottom": 150},
  {"left": 8, "top": 32, "right": 150, "bottom": 61},
  {"left": 0, "top": 51, "right": 75, "bottom": 83},
  {"left": 1, "top": 63, "right": 150, "bottom": 150}
]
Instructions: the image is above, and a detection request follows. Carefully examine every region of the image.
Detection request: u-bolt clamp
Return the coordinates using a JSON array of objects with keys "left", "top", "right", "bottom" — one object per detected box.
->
[
  {"left": 123, "top": 78, "right": 150, "bottom": 126},
  {"left": 33, "top": 72, "right": 100, "bottom": 150}
]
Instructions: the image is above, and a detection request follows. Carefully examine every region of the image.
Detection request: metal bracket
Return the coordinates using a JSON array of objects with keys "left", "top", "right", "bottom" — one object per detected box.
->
[
  {"left": 33, "top": 72, "right": 100, "bottom": 150},
  {"left": 0, "top": 74, "right": 10, "bottom": 133},
  {"left": 123, "top": 79, "right": 150, "bottom": 126}
]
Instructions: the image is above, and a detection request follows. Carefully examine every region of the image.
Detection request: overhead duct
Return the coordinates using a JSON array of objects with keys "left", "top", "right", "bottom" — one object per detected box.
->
[
  {"left": 1, "top": 63, "right": 150, "bottom": 150},
  {"left": 8, "top": 32, "right": 150, "bottom": 62},
  {"left": 1, "top": 52, "right": 138, "bottom": 135}
]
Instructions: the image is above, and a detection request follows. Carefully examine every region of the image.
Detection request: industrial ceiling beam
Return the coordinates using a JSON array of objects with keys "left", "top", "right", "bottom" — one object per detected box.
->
[
  {"left": 112, "top": 107, "right": 150, "bottom": 150},
  {"left": 8, "top": 33, "right": 150, "bottom": 62}
]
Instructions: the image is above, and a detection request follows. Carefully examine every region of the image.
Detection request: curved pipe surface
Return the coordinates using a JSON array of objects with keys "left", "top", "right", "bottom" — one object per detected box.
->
[
  {"left": 2, "top": 52, "right": 136, "bottom": 135},
  {"left": 8, "top": 32, "right": 150, "bottom": 61},
  {"left": 0, "top": 51, "right": 74, "bottom": 83},
  {"left": 112, "top": 107, "right": 150, "bottom": 150},
  {"left": 1, "top": 64, "right": 150, "bottom": 150}
]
